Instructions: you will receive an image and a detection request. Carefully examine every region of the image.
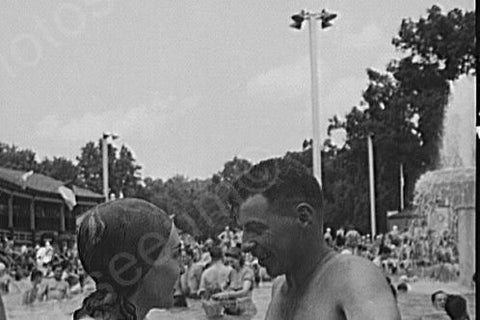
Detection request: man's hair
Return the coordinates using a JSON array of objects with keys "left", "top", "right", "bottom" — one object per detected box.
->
[
  {"left": 30, "top": 269, "right": 43, "bottom": 282},
  {"left": 184, "top": 246, "right": 194, "bottom": 258},
  {"left": 445, "top": 294, "right": 469, "bottom": 320},
  {"left": 232, "top": 158, "right": 323, "bottom": 216},
  {"left": 431, "top": 290, "right": 447, "bottom": 304},
  {"left": 52, "top": 262, "right": 64, "bottom": 271},
  {"left": 209, "top": 245, "right": 223, "bottom": 261}
]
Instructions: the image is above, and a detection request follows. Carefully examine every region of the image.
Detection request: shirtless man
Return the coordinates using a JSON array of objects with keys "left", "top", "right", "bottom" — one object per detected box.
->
[
  {"left": 39, "top": 263, "right": 70, "bottom": 301},
  {"left": 233, "top": 158, "right": 400, "bottom": 320}
]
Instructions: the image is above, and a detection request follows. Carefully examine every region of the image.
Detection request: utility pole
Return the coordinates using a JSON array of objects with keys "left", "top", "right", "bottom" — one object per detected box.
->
[
  {"left": 367, "top": 134, "right": 376, "bottom": 238},
  {"left": 102, "top": 132, "right": 118, "bottom": 202},
  {"left": 290, "top": 9, "right": 337, "bottom": 188},
  {"left": 400, "top": 163, "right": 405, "bottom": 211}
]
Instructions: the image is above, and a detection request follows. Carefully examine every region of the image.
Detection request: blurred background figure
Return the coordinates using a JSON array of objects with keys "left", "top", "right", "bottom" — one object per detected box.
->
[{"left": 324, "top": 227, "right": 333, "bottom": 247}]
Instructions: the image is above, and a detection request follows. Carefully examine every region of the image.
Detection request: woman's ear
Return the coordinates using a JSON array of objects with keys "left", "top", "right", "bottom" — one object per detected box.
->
[{"left": 295, "top": 202, "right": 315, "bottom": 228}]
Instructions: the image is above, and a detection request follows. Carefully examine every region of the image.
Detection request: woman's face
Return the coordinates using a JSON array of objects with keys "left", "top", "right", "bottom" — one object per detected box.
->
[
  {"left": 137, "top": 227, "right": 182, "bottom": 309},
  {"left": 433, "top": 292, "right": 447, "bottom": 310}
]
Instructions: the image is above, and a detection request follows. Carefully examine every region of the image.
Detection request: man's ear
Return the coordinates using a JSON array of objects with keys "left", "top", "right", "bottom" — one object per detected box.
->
[{"left": 295, "top": 202, "right": 315, "bottom": 228}]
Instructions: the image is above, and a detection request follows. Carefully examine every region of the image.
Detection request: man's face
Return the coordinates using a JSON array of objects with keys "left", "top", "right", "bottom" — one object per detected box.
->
[
  {"left": 224, "top": 256, "right": 240, "bottom": 269},
  {"left": 433, "top": 292, "right": 447, "bottom": 310},
  {"left": 239, "top": 194, "right": 299, "bottom": 277},
  {"left": 53, "top": 267, "right": 63, "bottom": 281},
  {"left": 181, "top": 250, "right": 192, "bottom": 266}
]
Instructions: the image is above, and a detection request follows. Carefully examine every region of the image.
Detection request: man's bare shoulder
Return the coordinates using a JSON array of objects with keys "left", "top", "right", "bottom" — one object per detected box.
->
[
  {"left": 318, "top": 254, "right": 389, "bottom": 289},
  {"left": 319, "top": 254, "right": 401, "bottom": 319}
]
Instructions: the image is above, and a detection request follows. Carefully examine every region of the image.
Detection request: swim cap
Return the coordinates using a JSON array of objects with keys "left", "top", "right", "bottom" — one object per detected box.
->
[{"left": 77, "top": 198, "right": 173, "bottom": 295}]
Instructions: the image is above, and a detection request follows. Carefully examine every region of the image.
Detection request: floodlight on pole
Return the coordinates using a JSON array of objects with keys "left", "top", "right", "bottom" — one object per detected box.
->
[
  {"left": 102, "top": 132, "right": 119, "bottom": 202},
  {"left": 290, "top": 8, "right": 337, "bottom": 188}
]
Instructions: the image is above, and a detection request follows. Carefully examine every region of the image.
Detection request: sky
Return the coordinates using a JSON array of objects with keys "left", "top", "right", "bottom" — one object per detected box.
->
[{"left": 0, "top": 0, "right": 475, "bottom": 180}]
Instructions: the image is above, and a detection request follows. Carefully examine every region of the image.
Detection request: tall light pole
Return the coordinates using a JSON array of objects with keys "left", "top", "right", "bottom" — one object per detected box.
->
[
  {"left": 102, "top": 132, "right": 118, "bottom": 202},
  {"left": 399, "top": 162, "right": 405, "bottom": 211},
  {"left": 367, "top": 134, "right": 376, "bottom": 238},
  {"left": 290, "top": 9, "right": 337, "bottom": 188}
]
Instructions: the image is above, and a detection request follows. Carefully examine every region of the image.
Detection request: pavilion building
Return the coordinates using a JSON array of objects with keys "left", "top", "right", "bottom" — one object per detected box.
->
[{"left": 0, "top": 166, "right": 104, "bottom": 245}]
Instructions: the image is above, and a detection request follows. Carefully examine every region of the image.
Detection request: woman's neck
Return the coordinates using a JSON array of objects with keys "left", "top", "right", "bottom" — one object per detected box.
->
[{"left": 127, "top": 292, "right": 149, "bottom": 320}]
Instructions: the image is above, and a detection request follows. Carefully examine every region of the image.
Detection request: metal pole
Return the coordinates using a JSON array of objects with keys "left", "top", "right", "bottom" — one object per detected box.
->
[
  {"left": 400, "top": 163, "right": 405, "bottom": 211},
  {"left": 367, "top": 134, "right": 376, "bottom": 238},
  {"left": 102, "top": 136, "right": 109, "bottom": 202},
  {"left": 307, "top": 16, "right": 322, "bottom": 188}
]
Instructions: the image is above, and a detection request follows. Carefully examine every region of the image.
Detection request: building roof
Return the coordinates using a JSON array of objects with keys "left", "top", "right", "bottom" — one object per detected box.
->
[{"left": 0, "top": 167, "right": 103, "bottom": 200}]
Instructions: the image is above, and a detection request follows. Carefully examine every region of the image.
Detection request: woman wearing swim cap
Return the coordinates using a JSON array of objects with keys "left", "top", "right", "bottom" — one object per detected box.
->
[{"left": 73, "top": 198, "right": 182, "bottom": 320}]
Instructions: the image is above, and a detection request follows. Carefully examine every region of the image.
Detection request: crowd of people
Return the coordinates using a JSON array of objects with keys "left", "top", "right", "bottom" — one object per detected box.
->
[
  {"left": 0, "top": 224, "right": 264, "bottom": 318},
  {"left": 0, "top": 237, "right": 95, "bottom": 305},
  {"left": 0, "top": 220, "right": 467, "bottom": 318},
  {"left": 0, "top": 194, "right": 470, "bottom": 320},
  {"left": 172, "top": 226, "right": 268, "bottom": 317},
  {"left": 323, "top": 222, "right": 460, "bottom": 283}
]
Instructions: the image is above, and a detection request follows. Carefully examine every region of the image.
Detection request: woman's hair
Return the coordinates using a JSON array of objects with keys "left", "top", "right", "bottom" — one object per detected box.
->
[
  {"left": 74, "top": 198, "right": 173, "bottom": 320},
  {"left": 73, "top": 290, "right": 136, "bottom": 320},
  {"left": 445, "top": 294, "right": 470, "bottom": 320},
  {"left": 431, "top": 290, "right": 446, "bottom": 304}
]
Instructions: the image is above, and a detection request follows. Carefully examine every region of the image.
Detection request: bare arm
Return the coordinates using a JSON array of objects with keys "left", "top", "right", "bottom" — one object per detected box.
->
[
  {"left": 214, "top": 279, "right": 252, "bottom": 300},
  {"left": 197, "top": 271, "right": 208, "bottom": 299}
]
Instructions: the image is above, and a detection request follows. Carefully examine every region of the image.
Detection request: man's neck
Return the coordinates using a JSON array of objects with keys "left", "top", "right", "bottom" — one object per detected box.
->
[
  {"left": 212, "top": 260, "right": 223, "bottom": 267},
  {"left": 285, "top": 239, "right": 333, "bottom": 291}
]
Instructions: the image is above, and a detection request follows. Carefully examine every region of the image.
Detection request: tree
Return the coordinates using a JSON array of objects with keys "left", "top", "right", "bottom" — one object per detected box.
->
[
  {"left": 219, "top": 156, "right": 252, "bottom": 183},
  {"left": 0, "top": 143, "right": 37, "bottom": 171},
  {"left": 76, "top": 140, "right": 142, "bottom": 197},
  {"left": 76, "top": 141, "right": 103, "bottom": 194},
  {"left": 319, "top": 5, "right": 476, "bottom": 233},
  {"left": 392, "top": 5, "right": 476, "bottom": 81},
  {"left": 37, "top": 157, "right": 78, "bottom": 183},
  {"left": 111, "top": 146, "right": 142, "bottom": 197}
]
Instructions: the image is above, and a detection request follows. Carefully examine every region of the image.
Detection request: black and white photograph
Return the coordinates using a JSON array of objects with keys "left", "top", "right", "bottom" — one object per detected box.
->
[{"left": 0, "top": 1, "right": 476, "bottom": 319}]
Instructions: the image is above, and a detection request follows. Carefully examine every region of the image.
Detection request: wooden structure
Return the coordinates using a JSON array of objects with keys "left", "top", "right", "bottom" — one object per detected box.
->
[{"left": 0, "top": 167, "right": 104, "bottom": 245}]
